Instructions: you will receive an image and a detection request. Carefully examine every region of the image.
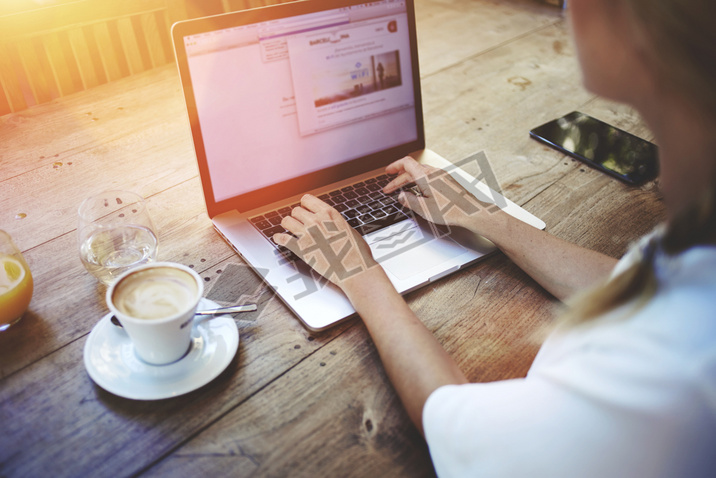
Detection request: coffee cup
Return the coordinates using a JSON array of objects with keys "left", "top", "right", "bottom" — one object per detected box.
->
[{"left": 106, "top": 262, "right": 204, "bottom": 365}]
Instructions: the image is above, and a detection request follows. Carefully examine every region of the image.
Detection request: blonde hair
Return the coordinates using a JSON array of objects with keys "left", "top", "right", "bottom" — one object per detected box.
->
[
  {"left": 557, "top": 0, "right": 716, "bottom": 328},
  {"left": 558, "top": 189, "right": 716, "bottom": 328}
]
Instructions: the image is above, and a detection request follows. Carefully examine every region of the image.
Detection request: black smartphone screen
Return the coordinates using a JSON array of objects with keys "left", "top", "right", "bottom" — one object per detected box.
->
[{"left": 530, "top": 111, "right": 658, "bottom": 185}]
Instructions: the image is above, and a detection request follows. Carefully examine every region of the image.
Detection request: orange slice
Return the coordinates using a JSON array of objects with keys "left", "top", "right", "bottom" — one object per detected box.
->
[{"left": 0, "top": 255, "right": 25, "bottom": 294}]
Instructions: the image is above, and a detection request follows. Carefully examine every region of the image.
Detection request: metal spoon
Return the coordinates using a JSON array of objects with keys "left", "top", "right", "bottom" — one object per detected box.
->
[{"left": 110, "top": 304, "right": 257, "bottom": 328}]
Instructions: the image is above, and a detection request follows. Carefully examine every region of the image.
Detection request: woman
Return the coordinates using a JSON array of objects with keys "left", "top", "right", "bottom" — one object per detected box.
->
[{"left": 275, "top": 0, "right": 716, "bottom": 475}]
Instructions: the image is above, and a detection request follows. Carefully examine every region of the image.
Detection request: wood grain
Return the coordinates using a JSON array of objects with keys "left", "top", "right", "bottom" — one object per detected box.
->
[
  {"left": 0, "top": 255, "right": 352, "bottom": 476},
  {"left": 416, "top": 0, "right": 563, "bottom": 77},
  {"left": 146, "top": 324, "right": 434, "bottom": 477},
  {"left": 0, "top": 65, "right": 191, "bottom": 251},
  {"left": 0, "top": 0, "right": 173, "bottom": 114},
  {"left": 0, "top": 0, "right": 666, "bottom": 476}
]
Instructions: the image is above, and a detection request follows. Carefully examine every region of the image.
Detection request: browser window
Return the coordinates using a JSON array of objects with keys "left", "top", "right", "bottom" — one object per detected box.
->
[
  {"left": 288, "top": 15, "right": 413, "bottom": 136},
  {"left": 183, "top": 0, "right": 417, "bottom": 203}
]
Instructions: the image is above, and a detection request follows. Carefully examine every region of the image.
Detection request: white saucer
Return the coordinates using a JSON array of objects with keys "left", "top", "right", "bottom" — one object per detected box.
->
[{"left": 83, "top": 298, "right": 239, "bottom": 400}]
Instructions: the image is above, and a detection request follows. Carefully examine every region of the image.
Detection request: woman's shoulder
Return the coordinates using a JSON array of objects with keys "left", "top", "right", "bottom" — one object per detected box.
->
[
  {"left": 647, "top": 241, "right": 716, "bottom": 346},
  {"left": 608, "top": 228, "right": 716, "bottom": 342},
  {"left": 539, "top": 240, "right": 716, "bottom": 371},
  {"left": 423, "top": 232, "right": 716, "bottom": 477},
  {"left": 655, "top": 241, "right": 716, "bottom": 289},
  {"left": 531, "top": 243, "right": 716, "bottom": 414}
]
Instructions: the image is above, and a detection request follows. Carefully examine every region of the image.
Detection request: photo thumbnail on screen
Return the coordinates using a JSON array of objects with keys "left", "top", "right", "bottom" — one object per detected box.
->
[{"left": 314, "top": 49, "right": 402, "bottom": 107}]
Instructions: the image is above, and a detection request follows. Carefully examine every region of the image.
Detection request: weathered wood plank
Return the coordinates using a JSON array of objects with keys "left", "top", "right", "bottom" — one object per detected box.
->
[
  {"left": 118, "top": 16, "right": 146, "bottom": 75},
  {"left": 415, "top": 0, "right": 563, "bottom": 78},
  {"left": 0, "top": 0, "right": 168, "bottom": 40},
  {"left": 421, "top": 20, "right": 591, "bottom": 194},
  {"left": 92, "top": 21, "right": 125, "bottom": 82},
  {"left": 68, "top": 27, "right": 101, "bottom": 90},
  {"left": 142, "top": 11, "right": 170, "bottom": 67},
  {"left": 15, "top": 38, "right": 54, "bottom": 104},
  {"left": 0, "top": 1, "right": 667, "bottom": 477},
  {"left": 0, "top": 42, "right": 29, "bottom": 112},
  {"left": 144, "top": 323, "right": 435, "bottom": 477},
  {"left": 0, "top": 66, "right": 182, "bottom": 172},
  {"left": 0, "top": 66, "right": 191, "bottom": 252},
  {"left": 0, "top": 253, "right": 351, "bottom": 477}
]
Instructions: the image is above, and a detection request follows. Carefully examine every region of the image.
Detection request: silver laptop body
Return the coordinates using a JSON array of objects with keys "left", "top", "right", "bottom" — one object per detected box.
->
[{"left": 172, "top": 0, "right": 545, "bottom": 331}]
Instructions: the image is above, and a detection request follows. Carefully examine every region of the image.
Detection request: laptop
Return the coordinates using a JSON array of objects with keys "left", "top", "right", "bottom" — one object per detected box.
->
[{"left": 172, "top": 0, "right": 545, "bottom": 331}]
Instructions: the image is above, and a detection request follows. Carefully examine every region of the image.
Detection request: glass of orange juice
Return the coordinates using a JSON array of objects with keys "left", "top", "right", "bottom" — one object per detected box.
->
[{"left": 0, "top": 230, "right": 33, "bottom": 331}]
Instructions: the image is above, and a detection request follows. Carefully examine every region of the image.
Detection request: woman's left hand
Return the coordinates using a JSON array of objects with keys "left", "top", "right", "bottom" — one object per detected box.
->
[
  {"left": 276, "top": 193, "right": 467, "bottom": 437},
  {"left": 273, "top": 194, "right": 381, "bottom": 290}
]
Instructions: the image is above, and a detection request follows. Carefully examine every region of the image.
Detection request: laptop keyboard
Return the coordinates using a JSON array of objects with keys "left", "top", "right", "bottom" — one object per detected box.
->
[{"left": 249, "top": 173, "right": 414, "bottom": 261}]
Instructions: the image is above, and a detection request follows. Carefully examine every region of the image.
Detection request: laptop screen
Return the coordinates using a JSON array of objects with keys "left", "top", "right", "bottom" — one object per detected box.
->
[{"left": 173, "top": 0, "right": 423, "bottom": 216}]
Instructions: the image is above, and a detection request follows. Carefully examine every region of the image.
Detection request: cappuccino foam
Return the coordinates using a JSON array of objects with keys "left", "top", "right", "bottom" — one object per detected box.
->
[{"left": 112, "top": 267, "right": 198, "bottom": 320}]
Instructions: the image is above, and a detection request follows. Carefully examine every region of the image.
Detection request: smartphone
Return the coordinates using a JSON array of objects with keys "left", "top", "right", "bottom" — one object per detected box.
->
[{"left": 530, "top": 111, "right": 659, "bottom": 185}]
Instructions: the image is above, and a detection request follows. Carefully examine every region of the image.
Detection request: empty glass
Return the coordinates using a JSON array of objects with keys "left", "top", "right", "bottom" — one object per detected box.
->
[{"left": 78, "top": 190, "right": 158, "bottom": 285}]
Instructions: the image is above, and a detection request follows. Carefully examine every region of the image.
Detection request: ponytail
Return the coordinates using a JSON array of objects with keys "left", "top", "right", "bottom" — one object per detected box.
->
[{"left": 555, "top": 186, "right": 716, "bottom": 330}]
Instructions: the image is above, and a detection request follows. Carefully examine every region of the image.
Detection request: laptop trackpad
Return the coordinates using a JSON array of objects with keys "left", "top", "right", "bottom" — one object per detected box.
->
[{"left": 370, "top": 225, "right": 467, "bottom": 280}]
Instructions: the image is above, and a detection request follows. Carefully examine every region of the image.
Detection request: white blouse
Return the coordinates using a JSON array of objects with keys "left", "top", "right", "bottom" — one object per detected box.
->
[{"left": 423, "top": 233, "right": 716, "bottom": 477}]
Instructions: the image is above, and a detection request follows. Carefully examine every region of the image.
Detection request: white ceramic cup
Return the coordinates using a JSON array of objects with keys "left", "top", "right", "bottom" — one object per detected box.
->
[{"left": 106, "top": 262, "right": 204, "bottom": 365}]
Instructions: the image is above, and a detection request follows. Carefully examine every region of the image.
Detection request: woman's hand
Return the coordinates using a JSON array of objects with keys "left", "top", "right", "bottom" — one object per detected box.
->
[
  {"left": 276, "top": 182, "right": 469, "bottom": 437},
  {"left": 273, "top": 194, "right": 382, "bottom": 291},
  {"left": 384, "top": 157, "right": 619, "bottom": 301},
  {"left": 384, "top": 156, "right": 498, "bottom": 231}
]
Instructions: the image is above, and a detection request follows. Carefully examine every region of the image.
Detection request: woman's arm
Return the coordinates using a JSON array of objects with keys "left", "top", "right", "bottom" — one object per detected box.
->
[
  {"left": 467, "top": 208, "right": 617, "bottom": 300},
  {"left": 343, "top": 268, "right": 467, "bottom": 436},
  {"left": 274, "top": 194, "right": 467, "bottom": 435},
  {"left": 384, "top": 157, "right": 617, "bottom": 301},
  {"left": 272, "top": 155, "right": 617, "bottom": 434}
]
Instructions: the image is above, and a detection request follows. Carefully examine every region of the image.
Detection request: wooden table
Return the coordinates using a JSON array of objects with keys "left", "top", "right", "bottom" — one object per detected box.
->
[{"left": 0, "top": 1, "right": 665, "bottom": 476}]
